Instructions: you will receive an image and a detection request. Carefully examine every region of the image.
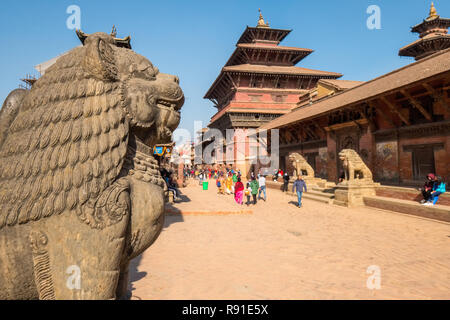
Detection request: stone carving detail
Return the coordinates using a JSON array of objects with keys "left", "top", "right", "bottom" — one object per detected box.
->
[
  {"left": 288, "top": 152, "right": 314, "bottom": 177},
  {"left": 338, "top": 149, "right": 373, "bottom": 181},
  {"left": 30, "top": 231, "right": 55, "bottom": 300},
  {"left": 0, "top": 31, "right": 184, "bottom": 299}
]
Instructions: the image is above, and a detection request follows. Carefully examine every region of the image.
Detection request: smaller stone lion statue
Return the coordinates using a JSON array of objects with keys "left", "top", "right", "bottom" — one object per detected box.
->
[
  {"left": 338, "top": 149, "right": 373, "bottom": 182},
  {"left": 288, "top": 153, "right": 314, "bottom": 177}
]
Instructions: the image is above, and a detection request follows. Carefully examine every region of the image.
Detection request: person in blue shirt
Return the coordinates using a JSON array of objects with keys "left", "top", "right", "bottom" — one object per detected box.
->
[
  {"left": 292, "top": 175, "right": 307, "bottom": 208},
  {"left": 424, "top": 176, "right": 446, "bottom": 206}
]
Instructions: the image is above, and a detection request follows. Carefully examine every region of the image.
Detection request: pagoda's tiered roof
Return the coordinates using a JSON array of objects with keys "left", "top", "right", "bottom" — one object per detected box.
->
[
  {"left": 223, "top": 64, "right": 342, "bottom": 76},
  {"left": 399, "top": 3, "right": 450, "bottom": 60},
  {"left": 237, "top": 27, "right": 291, "bottom": 44},
  {"left": 204, "top": 11, "right": 342, "bottom": 103},
  {"left": 225, "top": 43, "right": 313, "bottom": 66}
]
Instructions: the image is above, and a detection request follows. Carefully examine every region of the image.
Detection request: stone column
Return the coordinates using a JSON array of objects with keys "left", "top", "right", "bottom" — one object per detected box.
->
[{"left": 177, "top": 162, "right": 184, "bottom": 187}]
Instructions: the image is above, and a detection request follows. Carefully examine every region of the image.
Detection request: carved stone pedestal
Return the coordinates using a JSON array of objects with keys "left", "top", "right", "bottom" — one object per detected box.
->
[
  {"left": 333, "top": 181, "right": 379, "bottom": 207},
  {"left": 302, "top": 177, "right": 328, "bottom": 188}
]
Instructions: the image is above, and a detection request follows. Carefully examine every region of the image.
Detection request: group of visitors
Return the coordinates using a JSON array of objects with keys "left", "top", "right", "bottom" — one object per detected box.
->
[
  {"left": 190, "top": 165, "right": 310, "bottom": 209},
  {"left": 214, "top": 170, "right": 267, "bottom": 206},
  {"left": 420, "top": 173, "right": 446, "bottom": 206}
]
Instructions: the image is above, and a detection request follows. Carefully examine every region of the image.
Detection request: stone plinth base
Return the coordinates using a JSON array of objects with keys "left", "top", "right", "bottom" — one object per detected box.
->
[
  {"left": 333, "top": 181, "right": 379, "bottom": 207},
  {"left": 302, "top": 176, "right": 328, "bottom": 188}
]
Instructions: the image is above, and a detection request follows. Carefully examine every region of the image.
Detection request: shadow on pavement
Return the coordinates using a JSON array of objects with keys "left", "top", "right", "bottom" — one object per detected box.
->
[
  {"left": 175, "top": 193, "right": 191, "bottom": 203},
  {"left": 126, "top": 200, "right": 186, "bottom": 299},
  {"left": 164, "top": 203, "right": 185, "bottom": 229},
  {"left": 288, "top": 201, "right": 300, "bottom": 207},
  {"left": 127, "top": 254, "right": 145, "bottom": 300}
]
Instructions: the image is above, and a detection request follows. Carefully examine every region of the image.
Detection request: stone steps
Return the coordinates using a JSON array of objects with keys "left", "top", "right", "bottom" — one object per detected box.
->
[
  {"left": 363, "top": 195, "right": 450, "bottom": 223},
  {"left": 303, "top": 193, "right": 334, "bottom": 204},
  {"left": 287, "top": 189, "right": 335, "bottom": 204}
]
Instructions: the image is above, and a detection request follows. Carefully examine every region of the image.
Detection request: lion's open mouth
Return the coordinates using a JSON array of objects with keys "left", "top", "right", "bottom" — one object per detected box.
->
[{"left": 156, "top": 95, "right": 184, "bottom": 113}]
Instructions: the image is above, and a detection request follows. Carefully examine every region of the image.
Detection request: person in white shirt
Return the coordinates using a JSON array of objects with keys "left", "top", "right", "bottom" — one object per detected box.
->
[{"left": 258, "top": 174, "right": 267, "bottom": 201}]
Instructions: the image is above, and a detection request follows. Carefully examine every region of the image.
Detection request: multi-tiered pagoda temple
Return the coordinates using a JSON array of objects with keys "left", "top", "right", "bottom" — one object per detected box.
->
[
  {"left": 399, "top": 2, "right": 450, "bottom": 60},
  {"left": 203, "top": 10, "right": 342, "bottom": 172},
  {"left": 204, "top": 10, "right": 342, "bottom": 131}
]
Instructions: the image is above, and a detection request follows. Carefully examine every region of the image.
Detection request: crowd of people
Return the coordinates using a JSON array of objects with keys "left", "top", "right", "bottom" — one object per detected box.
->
[
  {"left": 182, "top": 166, "right": 447, "bottom": 208},
  {"left": 187, "top": 166, "right": 309, "bottom": 208},
  {"left": 420, "top": 173, "right": 446, "bottom": 206},
  {"left": 214, "top": 170, "right": 267, "bottom": 206}
]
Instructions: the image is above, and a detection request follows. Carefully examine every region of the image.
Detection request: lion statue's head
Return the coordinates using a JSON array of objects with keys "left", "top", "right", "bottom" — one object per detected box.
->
[
  {"left": 338, "top": 149, "right": 358, "bottom": 168},
  {"left": 288, "top": 153, "right": 304, "bottom": 164},
  {"left": 0, "top": 32, "right": 184, "bottom": 228}
]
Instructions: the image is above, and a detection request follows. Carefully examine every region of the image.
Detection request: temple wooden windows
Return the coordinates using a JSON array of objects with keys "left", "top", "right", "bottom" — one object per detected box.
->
[
  {"left": 272, "top": 94, "right": 286, "bottom": 103},
  {"left": 250, "top": 75, "right": 259, "bottom": 88},
  {"left": 273, "top": 77, "right": 288, "bottom": 89},
  {"left": 249, "top": 94, "right": 262, "bottom": 102},
  {"left": 274, "top": 77, "right": 282, "bottom": 88}
]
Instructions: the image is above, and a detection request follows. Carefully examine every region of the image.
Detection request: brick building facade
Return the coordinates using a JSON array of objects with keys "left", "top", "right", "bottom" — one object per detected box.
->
[{"left": 260, "top": 5, "right": 450, "bottom": 186}]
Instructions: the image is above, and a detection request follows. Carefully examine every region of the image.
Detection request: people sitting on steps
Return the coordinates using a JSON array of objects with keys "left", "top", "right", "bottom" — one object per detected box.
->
[
  {"left": 421, "top": 174, "right": 446, "bottom": 206},
  {"left": 161, "top": 171, "right": 181, "bottom": 201}
]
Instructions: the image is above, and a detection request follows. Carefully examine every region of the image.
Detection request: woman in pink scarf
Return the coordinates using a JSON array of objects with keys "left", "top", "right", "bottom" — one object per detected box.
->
[{"left": 234, "top": 177, "right": 244, "bottom": 205}]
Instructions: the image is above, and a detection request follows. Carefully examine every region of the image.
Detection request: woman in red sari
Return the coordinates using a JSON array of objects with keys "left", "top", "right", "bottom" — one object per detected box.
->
[{"left": 234, "top": 177, "right": 244, "bottom": 205}]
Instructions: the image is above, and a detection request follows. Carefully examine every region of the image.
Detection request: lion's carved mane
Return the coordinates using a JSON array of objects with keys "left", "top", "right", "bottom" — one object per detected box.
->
[{"left": 0, "top": 36, "right": 129, "bottom": 229}]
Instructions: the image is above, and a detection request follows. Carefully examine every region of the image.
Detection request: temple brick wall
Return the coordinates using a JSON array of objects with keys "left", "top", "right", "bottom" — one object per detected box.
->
[
  {"left": 374, "top": 141, "right": 399, "bottom": 182},
  {"left": 358, "top": 126, "right": 376, "bottom": 171},
  {"left": 326, "top": 132, "right": 338, "bottom": 182}
]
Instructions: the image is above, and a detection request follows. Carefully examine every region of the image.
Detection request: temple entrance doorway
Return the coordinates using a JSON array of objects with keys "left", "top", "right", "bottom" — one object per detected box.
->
[
  {"left": 336, "top": 129, "right": 360, "bottom": 182},
  {"left": 412, "top": 147, "right": 435, "bottom": 181}
]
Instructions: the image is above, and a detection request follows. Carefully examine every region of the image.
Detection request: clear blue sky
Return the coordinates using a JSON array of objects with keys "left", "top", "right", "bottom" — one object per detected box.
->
[{"left": 1, "top": 0, "right": 449, "bottom": 139}]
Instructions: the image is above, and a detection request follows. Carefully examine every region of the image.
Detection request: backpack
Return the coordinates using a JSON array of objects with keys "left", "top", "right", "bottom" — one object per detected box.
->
[{"left": 216, "top": 180, "right": 221, "bottom": 187}]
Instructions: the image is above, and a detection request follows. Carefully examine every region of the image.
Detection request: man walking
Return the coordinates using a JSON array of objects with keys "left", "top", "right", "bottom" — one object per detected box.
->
[
  {"left": 292, "top": 175, "right": 307, "bottom": 208},
  {"left": 258, "top": 174, "right": 267, "bottom": 201}
]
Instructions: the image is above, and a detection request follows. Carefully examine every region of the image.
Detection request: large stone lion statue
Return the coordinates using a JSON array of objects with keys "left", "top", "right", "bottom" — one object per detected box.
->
[
  {"left": 0, "top": 32, "right": 184, "bottom": 299},
  {"left": 338, "top": 149, "right": 373, "bottom": 182},
  {"left": 288, "top": 153, "right": 314, "bottom": 177}
]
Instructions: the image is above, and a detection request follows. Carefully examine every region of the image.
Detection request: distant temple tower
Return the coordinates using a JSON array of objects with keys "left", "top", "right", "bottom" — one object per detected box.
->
[
  {"left": 399, "top": 2, "right": 450, "bottom": 60},
  {"left": 203, "top": 10, "right": 342, "bottom": 173}
]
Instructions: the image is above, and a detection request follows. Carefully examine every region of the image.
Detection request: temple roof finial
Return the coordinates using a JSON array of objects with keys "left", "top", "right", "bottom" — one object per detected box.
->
[
  {"left": 427, "top": 2, "right": 439, "bottom": 21},
  {"left": 257, "top": 8, "right": 270, "bottom": 28},
  {"left": 111, "top": 25, "right": 117, "bottom": 37}
]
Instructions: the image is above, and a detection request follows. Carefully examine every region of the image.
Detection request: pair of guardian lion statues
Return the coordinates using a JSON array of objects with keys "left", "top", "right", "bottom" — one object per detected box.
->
[
  {"left": 0, "top": 32, "right": 184, "bottom": 299},
  {"left": 289, "top": 150, "right": 372, "bottom": 182}
]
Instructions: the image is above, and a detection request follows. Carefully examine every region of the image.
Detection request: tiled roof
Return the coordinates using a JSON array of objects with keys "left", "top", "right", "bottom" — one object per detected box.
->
[
  {"left": 223, "top": 64, "right": 342, "bottom": 77},
  {"left": 318, "top": 79, "right": 365, "bottom": 90},
  {"left": 237, "top": 43, "right": 313, "bottom": 52},
  {"left": 399, "top": 34, "right": 450, "bottom": 56},
  {"left": 260, "top": 47, "right": 450, "bottom": 130}
]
